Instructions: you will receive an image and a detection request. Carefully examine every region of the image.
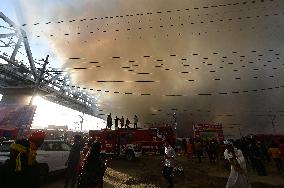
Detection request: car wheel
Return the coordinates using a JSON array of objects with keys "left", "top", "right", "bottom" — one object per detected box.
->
[{"left": 126, "top": 150, "right": 135, "bottom": 161}]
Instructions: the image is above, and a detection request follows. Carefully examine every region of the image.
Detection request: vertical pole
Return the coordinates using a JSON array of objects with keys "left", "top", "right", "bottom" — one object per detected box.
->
[
  {"left": 271, "top": 115, "right": 276, "bottom": 134},
  {"left": 79, "top": 113, "right": 84, "bottom": 131}
]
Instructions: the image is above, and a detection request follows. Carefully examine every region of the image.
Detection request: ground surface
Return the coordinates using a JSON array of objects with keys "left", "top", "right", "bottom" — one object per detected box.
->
[{"left": 42, "top": 155, "right": 284, "bottom": 188}]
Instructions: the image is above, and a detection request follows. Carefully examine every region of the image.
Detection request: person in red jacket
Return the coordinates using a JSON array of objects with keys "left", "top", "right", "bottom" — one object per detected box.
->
[
  {"left": 279, "top": 139, "right": 284, "bottom": 159},
  {"left": 77, "top": 141, "right": 107, "bottom": 188}
]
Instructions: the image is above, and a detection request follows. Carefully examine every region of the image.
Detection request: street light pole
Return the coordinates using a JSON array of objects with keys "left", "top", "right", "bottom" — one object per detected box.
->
[
  {"left": 79, "top": 113, "right": 85, "bottom": 131},
  {"left": 271, "top": 115, "right": 276, "bottom": 134}
]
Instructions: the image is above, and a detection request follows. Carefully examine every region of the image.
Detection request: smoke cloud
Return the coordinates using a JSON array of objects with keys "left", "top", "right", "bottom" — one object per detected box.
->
[{"left": 12, "top": 0, "right": 284, "bottom": 136}]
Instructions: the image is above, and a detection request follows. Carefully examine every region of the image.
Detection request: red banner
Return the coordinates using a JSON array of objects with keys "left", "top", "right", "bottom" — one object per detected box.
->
[{"left": 193, "top": 123, "right": 224, "bottom": 141}]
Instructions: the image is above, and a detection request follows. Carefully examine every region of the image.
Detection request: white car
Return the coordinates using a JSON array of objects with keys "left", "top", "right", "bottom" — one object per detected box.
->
[
  {"left": 0, "top": 140, "right": 71, "bottom": 176},
  {"left": 37, "top": 140, "right": 71, "bottom": 175},
  {"left": 0, "top": 140, "right": 13, "bottom": 165}
]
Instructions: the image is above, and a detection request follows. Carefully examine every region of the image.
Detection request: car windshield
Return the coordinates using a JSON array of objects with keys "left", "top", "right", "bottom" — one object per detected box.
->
[{"left": 0, "top": 141, "right": 13, "bottom": 152}]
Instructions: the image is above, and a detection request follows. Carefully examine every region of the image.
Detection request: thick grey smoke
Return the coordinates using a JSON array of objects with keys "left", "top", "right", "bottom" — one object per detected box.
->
[{"left": 14, "top": 0, "right": 284, "bottom": 136}]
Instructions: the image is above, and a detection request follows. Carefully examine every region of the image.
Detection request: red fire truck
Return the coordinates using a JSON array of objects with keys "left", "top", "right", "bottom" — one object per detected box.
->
[
  {"left": 134, "top": 126, "right": 176, "bottom": 154},
  {"left": 89, "top": 126, "right": 176, "bottom": 158},
  {"left": 89, "top": 128, "right": 143, "bottom": 160}
]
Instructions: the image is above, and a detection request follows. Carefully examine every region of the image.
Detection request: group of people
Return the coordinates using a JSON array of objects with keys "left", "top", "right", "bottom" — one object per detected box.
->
[
  {"left": 180, "top": 138, "right": 221, "bottom": 163},
  {"left": 0, "top": 134, "right": 106, "bottom": 188},
  {"left": 1, "top": 132, "right": 284, "bottom": 188},
  {"left": 180, "top": 136, "right": 284, "bottom": 175},
  {"left": 106, "top": 114, "right": 138, "bottom": 129},
  {"left": 222, "top": 138, "right": 283, "bottom": 188},
  {"left": 0, "top": 138, "right": 41, "bottom": 188},
  {"left": 175, "top": 136, "right": 284, "bottom": 188},
  {"left": 164, "top": 138, "right": 252, "bottom": 188},
  {"left": 0, "top": 131, "right": 47, "bottom": 188}
]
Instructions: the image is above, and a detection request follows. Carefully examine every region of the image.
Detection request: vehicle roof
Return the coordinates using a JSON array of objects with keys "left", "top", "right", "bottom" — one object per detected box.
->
[
  {"left": 2, "top": 140, "right": 14, "bottom": 143},
  {"left": 44, "top": 140, "right": 65, "bottom": 142}
]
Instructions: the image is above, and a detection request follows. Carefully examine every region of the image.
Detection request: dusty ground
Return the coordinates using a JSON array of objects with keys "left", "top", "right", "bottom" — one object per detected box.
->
[
  {"left": 104, "top": 155, "right": 284, "bottom": 188},
  {"left": 42, "top": 155, "right": 284, "bottom": 188}
]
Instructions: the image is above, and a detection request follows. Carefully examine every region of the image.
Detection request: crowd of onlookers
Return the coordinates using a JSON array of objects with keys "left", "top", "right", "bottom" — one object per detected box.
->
[{"left": 178, "top": 136, "right": 284, "bottom": 175}]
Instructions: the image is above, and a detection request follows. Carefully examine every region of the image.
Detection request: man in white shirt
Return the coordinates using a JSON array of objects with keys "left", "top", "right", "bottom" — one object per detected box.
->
[
  {"left": 163, "top": 141, "right": 176, "bottom": 188},
  {"left": 224, "top": 142, "right": 251, "bottom": 188}
]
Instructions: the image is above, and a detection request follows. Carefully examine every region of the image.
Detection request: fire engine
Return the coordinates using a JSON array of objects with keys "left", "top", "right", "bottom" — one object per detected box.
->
[
  {"left": 89, "top": 128, "right": 143, "bottom": 160},
  {"left": 89, "top": 126, "right": 176, "bottom": 158},
  {"left": 133, "top": 126, "right": 176, "bottom": 154}
]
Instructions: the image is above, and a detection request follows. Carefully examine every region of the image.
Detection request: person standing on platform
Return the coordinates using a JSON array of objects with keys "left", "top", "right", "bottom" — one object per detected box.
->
[
  {"left": 120, "top": 116, "right": 124, "bottom": 128},
  {"left": 106, "top": 113, "right": 112, "bottom": 129},
  {"left": 125, "top": 118, "right": 130, "bottom": 129},
  {"left": 114, "top": 116, "right": 119, "bottom": 130},
  {"left": 133, "top": 115, "right": 138, "bottom": 128}
]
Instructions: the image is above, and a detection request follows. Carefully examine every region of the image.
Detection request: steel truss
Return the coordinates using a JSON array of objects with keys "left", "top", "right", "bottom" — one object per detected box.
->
[{"left": 0, "top": 12, "right": 96, "bottom": 116}]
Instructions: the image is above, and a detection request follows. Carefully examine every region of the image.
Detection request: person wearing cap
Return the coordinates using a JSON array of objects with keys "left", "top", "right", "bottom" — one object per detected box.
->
[
  {"left": 224, "top": 142, "right": 251, "bottom": 188},
  {"left": 0, "top": 139, "right": 40, "bottom": 188}
]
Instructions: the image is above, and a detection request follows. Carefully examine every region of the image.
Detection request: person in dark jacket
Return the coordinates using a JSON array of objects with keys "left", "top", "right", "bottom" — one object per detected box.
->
[
  {"left": 106, "top": 113, "right": 112, "bottom": 129},
  {"left": 250, "top": 141, "right": 267, "bottom": 176},
  {"left": 125, "top": 118, "right": 130, "bottom": 129},
  {"left": 65, "top": 135, "right": 84, "bottom": 188},
  {"left": 77, "top": 141, "right": 107, "bottom": 188},
  {"left": 0, "top": 139, "right": 40, "bottom": 188}
]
